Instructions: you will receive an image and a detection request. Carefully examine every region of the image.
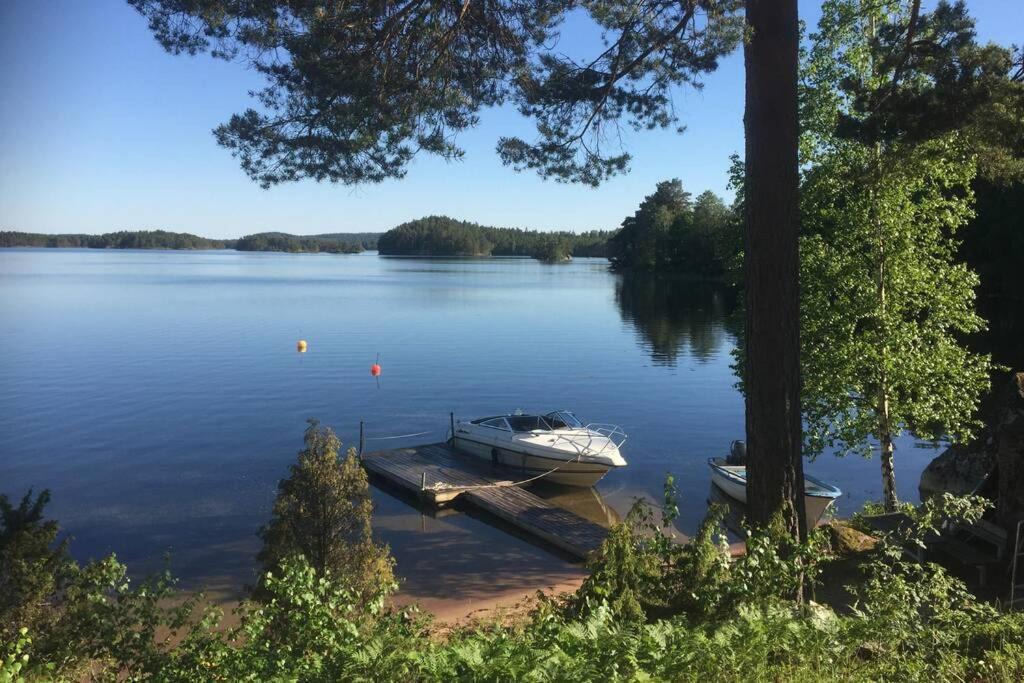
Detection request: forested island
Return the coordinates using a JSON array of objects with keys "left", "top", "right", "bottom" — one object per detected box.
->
[
  {"left": 234, "top": 231, "right": 379, "bottom": 253},
  {"left": 1, "top": 198, "right": 744, "bottom": 273},
  {"left": 0, "top": 230, "right": 379, "bottom": 253},
  {"left": 376, "top": 215, "right": 611, "bottom": 261}
]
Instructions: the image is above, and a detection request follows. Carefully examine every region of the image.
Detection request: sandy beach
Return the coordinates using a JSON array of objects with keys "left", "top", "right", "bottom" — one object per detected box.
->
[{"left": 396, "top": 572, "right": 588, "bottom": 626}]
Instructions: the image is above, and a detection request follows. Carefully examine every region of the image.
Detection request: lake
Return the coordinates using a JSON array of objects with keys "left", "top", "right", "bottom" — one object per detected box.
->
[{"left": 0, "top": 249, "right": 937, "bottom": 602}]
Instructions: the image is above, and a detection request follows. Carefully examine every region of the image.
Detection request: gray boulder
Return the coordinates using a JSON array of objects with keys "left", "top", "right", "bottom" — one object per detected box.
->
[
  {"left": 919, "top": 371, "right": 1024, "bottom": 537},
  {"left": 919, "top": 442, "right": 996, "bottom": 498}
]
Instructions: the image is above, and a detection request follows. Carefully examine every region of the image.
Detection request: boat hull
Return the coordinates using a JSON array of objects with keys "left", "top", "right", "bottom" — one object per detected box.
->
[
  {"left": 708, "top": 459, "right": 840, "bottom": 529},
  {"left": 452, "top": 436, "right": 616, "bottom": 487}
]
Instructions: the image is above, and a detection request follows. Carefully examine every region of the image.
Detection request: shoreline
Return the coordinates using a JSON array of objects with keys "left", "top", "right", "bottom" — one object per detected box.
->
[
  {"left": 193, "top": 568, "right": 589, "bottom": 633},
  {"left": 395, "top": 573, "right": 588, "bottom": 627}
]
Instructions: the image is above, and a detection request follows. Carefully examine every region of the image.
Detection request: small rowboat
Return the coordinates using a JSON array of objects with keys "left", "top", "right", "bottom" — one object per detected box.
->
[{"left": 708, "top": 441, "right": 842, "bottom": 529}]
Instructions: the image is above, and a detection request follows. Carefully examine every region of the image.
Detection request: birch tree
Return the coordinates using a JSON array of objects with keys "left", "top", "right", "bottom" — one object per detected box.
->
[{"left": 800, "top": 0, "right": 992, "bottom": 511}]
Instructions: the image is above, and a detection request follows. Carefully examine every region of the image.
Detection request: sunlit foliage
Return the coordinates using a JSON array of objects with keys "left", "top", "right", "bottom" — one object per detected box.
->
[
  {"left": 6, "top": 486, "right": 1023, "bottom": 681},
  {"left": 799, "top": 0, "right": 992, "bottom": 510},
  {"left": 606, "top": 180, "right": 739, "bottom": 277}
]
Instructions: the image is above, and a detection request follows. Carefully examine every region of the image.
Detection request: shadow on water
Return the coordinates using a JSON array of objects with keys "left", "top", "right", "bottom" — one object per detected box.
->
[
  {"left": 369, "top": 482, "right": 588, "bottom": 600},
  {"left": 614, "top": 273, "right": 740, "bottom": 366},
  {"left": 368, "top": 467, "right": 622, "bottom": 566}
]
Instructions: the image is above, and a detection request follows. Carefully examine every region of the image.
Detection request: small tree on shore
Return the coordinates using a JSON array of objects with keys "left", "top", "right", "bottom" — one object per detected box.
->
[
  {"left": 0, "top": 490, "right": 67, "bottom": 644},
  {"left": 800, "top": 0, "right": 993, "bottom": 511},
  {"left": 257, "top": 420, "right": 393, "bottom": 601}
]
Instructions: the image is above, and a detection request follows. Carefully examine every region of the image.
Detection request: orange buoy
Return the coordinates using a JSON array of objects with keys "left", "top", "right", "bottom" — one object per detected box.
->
[
  {"left": 370, "top": 363, "right": 381, "bottom": 377},
  {"left": 297, "top": 339, "right": 308, "bottom": 353}
]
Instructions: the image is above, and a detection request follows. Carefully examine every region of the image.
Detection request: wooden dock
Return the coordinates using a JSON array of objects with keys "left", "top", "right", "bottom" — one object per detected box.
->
[{"left": 361, "top": 443, "right": 609, "bottom": 560}]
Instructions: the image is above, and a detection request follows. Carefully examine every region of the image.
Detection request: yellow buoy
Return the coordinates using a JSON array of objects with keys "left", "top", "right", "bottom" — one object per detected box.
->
[{"left": 297, "top": 339, "right": 308, "bottom": 353}]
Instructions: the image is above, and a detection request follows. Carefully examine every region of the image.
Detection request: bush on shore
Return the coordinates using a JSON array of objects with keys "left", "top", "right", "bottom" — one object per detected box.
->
[{"left": 3, "top": 476, "right": 1023, "bottom": 681}]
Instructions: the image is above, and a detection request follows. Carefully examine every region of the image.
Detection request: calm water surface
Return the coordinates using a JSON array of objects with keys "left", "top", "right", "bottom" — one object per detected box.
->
[{"left": 0, "top": 249, "right": 936, "bottom": 600}]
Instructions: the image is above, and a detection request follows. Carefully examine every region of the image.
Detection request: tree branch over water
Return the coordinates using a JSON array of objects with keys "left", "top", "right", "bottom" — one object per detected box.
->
[{"left": 128, "top": 0, "right": 743, "bottom": 187}]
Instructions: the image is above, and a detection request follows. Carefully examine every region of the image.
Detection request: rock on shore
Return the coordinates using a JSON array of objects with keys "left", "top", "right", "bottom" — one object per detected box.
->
[{"left": 919, "top": 372, "right": 1024, "bottom": 533}]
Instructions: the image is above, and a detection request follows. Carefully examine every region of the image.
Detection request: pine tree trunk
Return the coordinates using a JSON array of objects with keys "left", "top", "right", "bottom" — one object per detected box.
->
[{"left": 742, "top": 0, "right": 806, "bottom": 540}]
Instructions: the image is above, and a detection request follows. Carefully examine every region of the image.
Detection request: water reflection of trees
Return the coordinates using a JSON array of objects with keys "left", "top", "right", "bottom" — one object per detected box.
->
[{"left": 615, "top": 273, "right": 740, "bottom": 365}]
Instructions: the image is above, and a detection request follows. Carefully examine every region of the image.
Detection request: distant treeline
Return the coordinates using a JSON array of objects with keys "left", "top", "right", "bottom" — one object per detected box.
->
[
  {"left": 0, "top": 230, "right": 230, "bottom": 250},
  {"left": 4, "top": 194, "right": 745, "bottom": 277},
  {"left": 0, "top": 230, "right": 380, "bottom": 253},
  {"left": 377, "top": 216, "right": 612, "bottom": 262},
  {"left": 310, "top": 232, "right": 380, "bottom": 250}
]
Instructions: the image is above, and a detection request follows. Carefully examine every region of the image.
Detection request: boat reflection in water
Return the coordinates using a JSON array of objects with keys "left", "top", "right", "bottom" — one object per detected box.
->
[{"left": 530, "top": 481, "right": 622, "bottom": 528}]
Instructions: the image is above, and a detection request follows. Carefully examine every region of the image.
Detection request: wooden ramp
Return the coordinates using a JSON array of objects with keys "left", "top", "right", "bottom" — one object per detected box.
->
[{"left": 362, "top": 443, "right": 609, "bottom": 560}]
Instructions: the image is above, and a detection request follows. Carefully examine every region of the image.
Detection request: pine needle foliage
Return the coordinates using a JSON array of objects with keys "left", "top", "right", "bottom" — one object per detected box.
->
[{"left": 0, "top": 490, "right": 68, "bottom": 644}]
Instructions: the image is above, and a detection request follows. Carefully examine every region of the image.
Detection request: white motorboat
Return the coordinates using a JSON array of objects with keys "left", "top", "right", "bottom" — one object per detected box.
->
[
  {"left": 452, "top": 410, "right": 627, "bottom": 487},
  {"left": 708, "top": 441, "right": 842, "bottom": 529}
]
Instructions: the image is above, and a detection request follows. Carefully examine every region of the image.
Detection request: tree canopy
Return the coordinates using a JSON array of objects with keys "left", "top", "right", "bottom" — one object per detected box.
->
[
  {"left": 607, "top": 180, "right": 739, "bottom": 277},
  {"left": 128, "top": 0, "right": 744, "bottom": 187},
  {"left": 234, "top": 232, "right": 365, "bottom": 253}
]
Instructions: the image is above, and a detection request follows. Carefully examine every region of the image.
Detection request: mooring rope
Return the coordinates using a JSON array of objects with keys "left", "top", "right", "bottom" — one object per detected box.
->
[
  {"left": 426, "top": 452, "right": 584, "bottom": 492},
  {"left": 364, "top": 430, "right": 437, "bottom": 441}
]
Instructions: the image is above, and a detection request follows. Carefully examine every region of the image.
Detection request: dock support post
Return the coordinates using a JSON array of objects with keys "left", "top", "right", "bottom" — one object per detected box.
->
[
  {"left": 359, "top": 420, "right": 365, "bottom": 458},
  {"left": 449, "top": 412, "right": 455, "bottom": 443},
  {"left": 421, "top": 472, "right": 426, "bottom": 491}
]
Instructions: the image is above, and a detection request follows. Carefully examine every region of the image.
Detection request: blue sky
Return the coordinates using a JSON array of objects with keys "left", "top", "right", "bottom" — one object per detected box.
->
[{"left": 0, "top": 1, "right": 1020, "bottom": 238}]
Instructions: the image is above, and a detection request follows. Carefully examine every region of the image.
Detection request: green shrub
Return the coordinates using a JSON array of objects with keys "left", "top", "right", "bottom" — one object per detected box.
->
[
  {"left": 573, "top": 477, "right": 828, "bottom": 623},
  {"left": 256, "top": 419, "right": 394, "bottom": 605},
  {"left": 5, "top": 482, "right": 1022, "bottom": 681}
]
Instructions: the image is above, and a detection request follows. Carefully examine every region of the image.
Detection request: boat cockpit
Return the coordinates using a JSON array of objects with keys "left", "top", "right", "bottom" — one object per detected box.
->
[{"left": 471, "top": 410, "right": 586, "bottom": 433}]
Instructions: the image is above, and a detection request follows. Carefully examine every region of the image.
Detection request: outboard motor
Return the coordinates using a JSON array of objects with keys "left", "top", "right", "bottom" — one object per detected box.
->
[{"left": 726, "top": 439, "right": 747, "bottom": 465}]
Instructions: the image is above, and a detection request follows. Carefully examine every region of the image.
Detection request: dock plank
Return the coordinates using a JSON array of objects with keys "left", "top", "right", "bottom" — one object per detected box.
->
[{"left": 362, "top": 443, "right": 610, "bottom": 560}]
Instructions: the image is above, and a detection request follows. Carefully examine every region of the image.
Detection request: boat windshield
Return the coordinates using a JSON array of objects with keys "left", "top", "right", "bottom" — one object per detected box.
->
[
  {"left": 506, "top": 415, "right": 549, "bottom": 432},
  {"left": 544, "top": 411, "right": 584, "bottom": 429}
]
